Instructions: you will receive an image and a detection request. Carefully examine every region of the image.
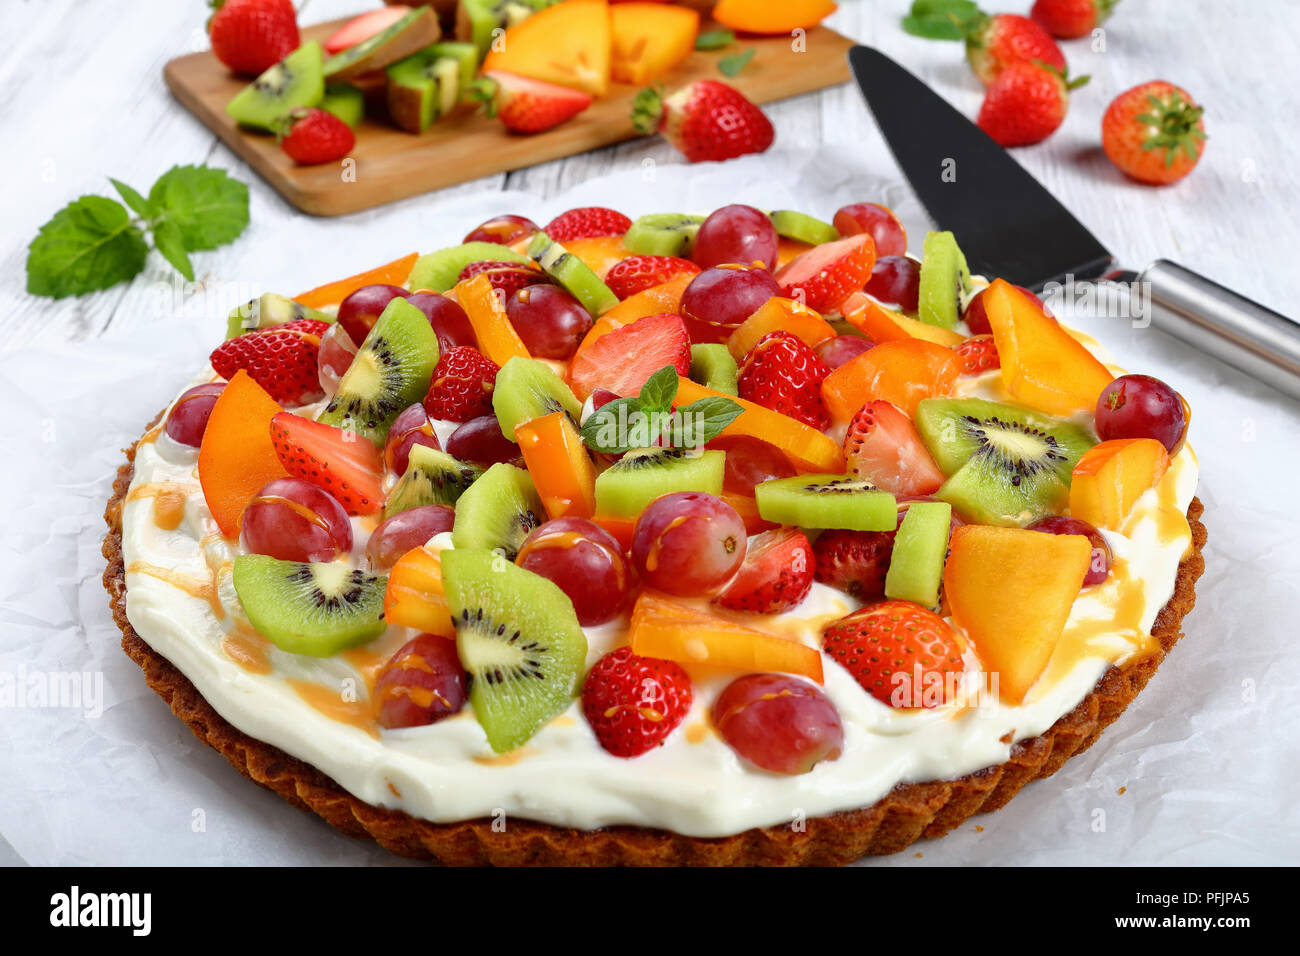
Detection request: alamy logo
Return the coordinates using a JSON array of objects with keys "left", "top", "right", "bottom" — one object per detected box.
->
[
  {"left": 0, "top": 666, "right": 103, "bottom": 718},
  {"left": 49, "top": 886, "right": 151, "bottom": 936}
]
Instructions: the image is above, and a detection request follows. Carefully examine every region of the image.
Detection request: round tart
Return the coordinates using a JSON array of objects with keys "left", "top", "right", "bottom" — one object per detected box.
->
[{"left": 103, "top": 206, "right": 1205, "bottom": 865}]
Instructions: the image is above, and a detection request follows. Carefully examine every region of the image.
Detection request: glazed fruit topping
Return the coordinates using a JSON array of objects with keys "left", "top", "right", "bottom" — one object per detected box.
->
[
  {"left": 712, "top": 673, "right": 843, "bottom": 774},
  {"left": 242, "top": 477, "right": 353, "bottom": 563},
  {"left": 374, "top": 633, "right": 468, "bottom": 730},
  {"left": 604, "top": 255, "right": 700, "bottom": 300},
  {"left": 582, "top": 646, "right": 693, "bottom": 758},
  {"left": 516, "top": 517, "right": 632, "bottom": 626},
  {"left": 631, "top": 492, "right": 747, "bottom": 597},
  {"left": 823, "top": 600, "right": 966, "bottom": 708},
  {"left": 692, "top": 203, "right": 779, "bottom": 271},
  {"left": 424, "top": 346, "right": 500, "bottom": 423},
  {"left": 1094, "top": 374, "right": 1188, "bottom": 454},
  {"left": 715, "top": 526, "right": 814, "bottom": 614},
  {"left": 165, "top": 383, "right": 226, "bottom": 447},
  {"left": 737, "top": 330, "right": 830, "bottom": 430},
  {"left": 210, "top": 319, "right": 329, "bottom": 406},
  {"left": 543, "top": 206, "right": 633, "bottom": 242}
]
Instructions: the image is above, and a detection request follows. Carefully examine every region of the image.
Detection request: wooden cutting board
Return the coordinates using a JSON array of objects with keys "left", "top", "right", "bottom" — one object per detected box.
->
[{"left": 163, "top": 10, "right": 855, "bottom": 217}]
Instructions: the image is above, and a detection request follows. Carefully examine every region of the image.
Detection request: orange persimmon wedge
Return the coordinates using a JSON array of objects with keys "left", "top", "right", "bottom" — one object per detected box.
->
[
  {"left": 294, "top": 252, "right": 418, "bottom": 309},
  {"left": 1069, "top": 438, "right": 1170, "bottom": 531},
  {"left": 384, "top": 545, "right": 456, "bottom": 638},
  {"left": 482, "top": 0, "right": 612, "bottom": 97},
  {"left": 610, "top": 2, "right": 699, "bottom": 84},
  {"left": 982, "top": 279, "right": 1114, "bottom": 416},
  {"left": 841, "top": 292, "right": 965, "bottom": 347},
  {"left": 777, "top": 237, "right": 814, "bottom": 268},
  {"left": 590, "top": 513, "right": 637, "bottom": 553},
  {"left": 561, "top": 236, "right": 631, "bottom": 279},
  {"left": 630, "top": 590, "right": 825, "bottom": 683},
  {"left": 944, "top": 525, "right": 1091, "bottom": 704},
  {"left": 720, "top": 491, "right": 778, "bottom": 534},
  {"left": 197, "top": 370, "right": 288, "bottom": 538},
  {"left": 821, "top": 338, "right": 962, "bottom": 421},
  {"left": 712, "top": 0, "right": 837, "bottom": 33},
  {"left": 453, "top": 273, "right": 531, "bottom": 367},
  {"left": 675, "top": 377, "right": 845, "bottom": 473},
  {"left": 514, "top": 412, "right": 597, "bottom": 519},
  {"left": 727, "top": 297, "right": 836, "bottom": 361}
]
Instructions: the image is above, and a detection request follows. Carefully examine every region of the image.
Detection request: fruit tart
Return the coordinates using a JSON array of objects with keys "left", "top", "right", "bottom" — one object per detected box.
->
[{"left": 103, "top": 202, "right": 1204, "bottom": 865}]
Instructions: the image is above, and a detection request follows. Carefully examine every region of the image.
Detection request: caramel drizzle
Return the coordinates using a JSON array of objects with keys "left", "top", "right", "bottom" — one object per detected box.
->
[{"left": 126, "top": 561, "right": 225, "bottom": 619}]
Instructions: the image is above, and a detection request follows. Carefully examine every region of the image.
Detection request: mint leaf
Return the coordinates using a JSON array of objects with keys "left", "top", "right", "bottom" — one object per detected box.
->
[
  {"left": 109, "top": 178, "right": 154, "bottom": 218},
  {"left": 902, "top": 0, "right": 979, "bottom": 39},
  {"left": 148, "top": 164, "right": 249, "bottom": 251},
  {"left": 25, "top": 196, "right": 148, "bottom": 298},
  {"left": 674, "top": 396, "right": 744, "bottom": 448},
  {"left": 695, "top": 29, "right": 735, "bottom": 51},
  {"left": 152, "top": 220, "right": 194, "bottom": 282},
  {"left": 718, "top": 48, "right": 755, "bottom": 78},
  {"left": 579, "top": 396, "right": 644, "bottom": 454},
  {"left": 637, "top": 365, "right": 680, "bottom": 412}
]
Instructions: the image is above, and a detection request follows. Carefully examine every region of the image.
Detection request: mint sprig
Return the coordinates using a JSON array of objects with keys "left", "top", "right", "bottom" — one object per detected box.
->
[
  {"left": 580, "top": 365, "right": 743, "bottom": 454},
  {"left": 718, "top": 48, "right": 756, "bottom": 78},
  {"left": 902, "top": 0, "right": 980, "bottom": 40},
  {"left": 26, "top": 165, "right": 250, "bottom": 298}
]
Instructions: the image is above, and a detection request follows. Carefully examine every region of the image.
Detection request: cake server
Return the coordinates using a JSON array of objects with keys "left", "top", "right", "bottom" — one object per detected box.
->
[{"left": 846, "top": 45, "right": 1300, "bottom": 403}]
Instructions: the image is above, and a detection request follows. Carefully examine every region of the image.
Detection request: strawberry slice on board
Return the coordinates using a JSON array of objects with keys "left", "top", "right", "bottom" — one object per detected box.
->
[
  {"left": 323, "top": 5, "right": 410, "bottom": 55},
  {"left": 774, "top": 233, "right": 877, "bottom": 315},
  {"left": 567, "top": 312, "right": 691, "bottom": 400},
  {"left": 475, "top": 70, "right": 593, "bottom": 135},
  {"left": 269, "top": 412, "right": 385, "bottom": 515},
  {"left": 716, "top": 527, "right": 815, "bottom": 615},
  {"left": 843, "top": 400, "right": 946, "bottom": 497}
]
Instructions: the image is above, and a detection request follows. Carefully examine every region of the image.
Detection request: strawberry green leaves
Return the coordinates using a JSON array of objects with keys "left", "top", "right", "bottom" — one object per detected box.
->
[
  {"left": 26, "top": 165, "right": 250, "bottom": 298},
  {"left": 580, "top": 365, "right": 743, "bottom": 454}
]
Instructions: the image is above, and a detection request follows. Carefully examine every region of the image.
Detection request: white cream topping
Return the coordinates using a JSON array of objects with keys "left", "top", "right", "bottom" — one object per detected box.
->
[{"left": 120, "top": 350, "right": 1198, "bottom": 837}]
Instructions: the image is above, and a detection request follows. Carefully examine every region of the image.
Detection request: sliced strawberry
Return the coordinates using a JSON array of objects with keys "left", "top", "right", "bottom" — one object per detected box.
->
[
  {"left": 822, "top": 601, "right": 965, "bottom": 709},
  {"left": 269, "top": 412, "right": 384, "bottom": 515},
  {"left": 477, "top": 70, "right": 593, "bottom": 134},
  {"left": 424, "top": 346, "right": 499, "bottom": 423},
  {"left": 774, "top": 234, "right": 876, "bottom": 314},
  {"left": 953, "top": 335, "right": 1001, "bottom": 375},
  {"left": 843, "top": 400, "right": 945, "bottom": 496},
  {"left": 544, "top": 206, "right": 633, "bottom": 242},
  {"left": 812, "top": 528, "right": 895, "bottom": 601},
  {"left": 716, "top": 527, "right": 814, "bottom": 615},
  {"left": 604, "top": 255, "right": 700, "bottom": 300},
  {"left": 323, "top": 5, "right": 409, "bottom": 55},
  {"left": 567, "top": 312, "right": 690, "bottom": 399},
  {"left": 737, "top": 330, "right": 830, "bottom": 431},
  {"left": 211, "top": 320, "right": 329, "bottom": 406},
  {"left": 581, "top": 646, "right": 693, "bottom": 757}
]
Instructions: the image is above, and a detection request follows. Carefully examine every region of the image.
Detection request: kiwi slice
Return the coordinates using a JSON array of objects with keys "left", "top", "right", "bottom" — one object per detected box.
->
[
  {"left": 224, "top": 293, "right": 333, "bottom": 339},
  {"left": 316, "top": 297, "right": 439, "bottom": 446},
  {"left": 384, "top": 444, "right": 482, "bottom": 518},
  {"left": 883, "top": 501, "right": 951, "bottom": 608},
  {"left": 408, "top": 241, "right": 531, "bottom": 292},
  {"left": 917, "top": 231, "right": 973, "bottom": 329},
  {"left": 623, "top": 213, "right": 705, "bottom": 256},
  {"left": 755, "top": 475, "right": 897, "bottom": 531},
  {"left": 441, "top": 548, "right": 586, "bottom": 753},
  {"left": 320, "top": 83, "right": 365, "bottom": 128},
  {"left": 232, "top": 555, "right": 386, "bottom": 657},
  {"left": 526, "top": 233, "right": 619, "bottom": 317},
  {"left": 593, "top": 448, "right": 725, "bottom": 517},
  {"left": 769, "top": 210, "right": 839, "bottom": 245},
  {"left": 323, "top": 6, "right": 442, "bottom": 81},
  {"left": 226, "top": 41, "right": 325, "bottom": 131},
  {"left": 914, "top": 397, "right": 1096, "bottom": 527},
  {"left": 688, "top": 344, "right": 739, "bottom": 396},
  {"left": 492, "top": 356, "right": 583, "bottom": 439},
  {"left": 450, "top": 462, "right": 545, "bottom": 559},
  {"left": 385, "top": 41, "right": 476, "bottom": 133}
]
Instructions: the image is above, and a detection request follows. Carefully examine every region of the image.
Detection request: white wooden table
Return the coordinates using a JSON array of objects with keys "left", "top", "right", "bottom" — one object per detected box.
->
[{"left": 3, "top": 0, "right": 1298, "bottom": 867}]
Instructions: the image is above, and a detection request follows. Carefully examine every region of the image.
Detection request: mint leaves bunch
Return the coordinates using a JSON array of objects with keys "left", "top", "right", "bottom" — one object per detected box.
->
[
  {"left": 26, "top": 165, "right": 250, "bottom": 298},
  {"left": 580, "top": 366, "right": 744, "bottom": 455}
]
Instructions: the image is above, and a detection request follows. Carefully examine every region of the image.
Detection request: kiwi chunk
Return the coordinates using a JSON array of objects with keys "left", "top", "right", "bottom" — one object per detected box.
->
[
  {"left": 232, "top": 556, "right": 386, "bottom": 657},
  {"left": 769, "top": 210, "right": 839, "bottom": 245},
  {"left": 321, "top": 83, "right": 365, "bottom": 128},
  {"left": 917, "top": 231, "right": 973, "bottom": 329},
  {"left": 527, "top": 232, "right": 619, "bottom": 317},
  {"left": 593, "top": 448, "right": 725, "bottom": 517},
  {"left": 688, "top": 343, "right": 739, "bottom": 395},
  {"left": 384, "top": 444, "right": 483, "bottom": 518},
  {"left": 456, "top": 0, "right": 552, "bottom": 60},
  {"left": 883, "top": 501, "right": 951, "bottom": 608},
  {"left": 385, "top": 41, "right": 476, "bottom": 133},
  {"left": 914, "top": 397, "right": 1097, "bottom": 527},
  {"left": 225, "top": 293, "right": 333, "bottom": 339},
  {"left": 755, "top": 475, "right": 897, "bottom": 531},
  {"left": 493, "top": 356, "right": 582, "bottom": 440},
  {"left": 450, "top": 462, "right": 544, "bottom": 560},
  {"left": 317, "top": 297, "right": 439, "bottom": 446},
  {"left": 623, "top": 213, "right": 705, "bottom": 256},
  {"left": 441, "top": 549, "right": 587, "bottom": 753},
  {"left": 408, "top": 241, "right": 531, "bottom": 292},
  {"left": 226, "top": 41, "right": 325, "bottom": 131},
  {"left": 323, "top": 6, "right": 442, "bottom": 81}
]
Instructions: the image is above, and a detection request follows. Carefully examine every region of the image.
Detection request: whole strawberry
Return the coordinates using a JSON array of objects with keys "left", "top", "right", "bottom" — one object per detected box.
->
[
  {"left": 544, "top": 206, "right": 633, "bottom": 242},
  {"left": 209, "top": 0, "right": 300, "bottom": 76},
  {"left": 279, "top": 108, "right": 355, "bottom": 165},
  {"left": 1032, "top": 0, "right": 1119, "bottom": 39},
  {"left": 632, "top": 79, "right": 774, "bottom": 163},
  {"left": 716, "top": 527, "right": 814, "bottom": 614},
  {"left": 737, "top": 330, "right": 830, "bottom": 430},
  {"left": 458, "top": 260, "right": 551, "bottom": 299},
  {"left": 1102, "top": 81, "right": 1206, "bottom": 185},
  {"left": 475, "top": 70, "right": 593, "bottom": 134},
  {"left": 813, "top": 528, "right": 895, "bottom": 601},
  {"left": 582, "top": 647, "right": 693, "bottom": 757},
  {"left": 977, "top": 61, "right": 1087, "bottom": 148},
  {"left": 423, "top": 346, "right": 499, "bottom": 422},
  {"left": 604, "top": 255, "right": 700, "bottom": 300},
  {"left": 964, "top": 13, "right": 1065, "bottom": 87},
  {"left": 210, "top": 319, "right": 328, "bottom": 405},
  {"left": 823, "top": 600, "right": 966, "bottom": 709}
]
